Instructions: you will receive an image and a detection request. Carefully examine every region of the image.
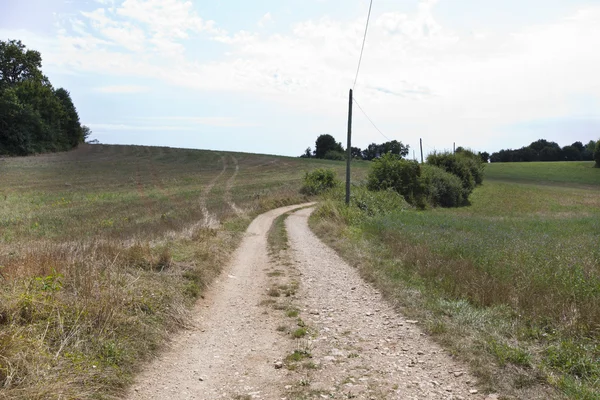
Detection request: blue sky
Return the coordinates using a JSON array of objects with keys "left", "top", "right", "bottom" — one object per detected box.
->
[{"left": 2, "top": 0, "right": 600, "bottom": 157}]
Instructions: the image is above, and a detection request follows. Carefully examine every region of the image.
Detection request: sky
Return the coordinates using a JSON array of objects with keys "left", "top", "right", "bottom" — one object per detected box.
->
[{"left": 1, "top": 0, "right": 600, "bottom": 157}]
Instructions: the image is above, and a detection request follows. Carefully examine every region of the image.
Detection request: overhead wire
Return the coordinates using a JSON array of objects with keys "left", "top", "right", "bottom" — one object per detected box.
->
[
  {"left": 351, "top": 0, "right": 394, "bottom": 145},
  {"left": 353, "top": 0, "right": 374, "bottom": 90},
  {"left": 353, "top": 97, "right": 389, "bottom": 141}
]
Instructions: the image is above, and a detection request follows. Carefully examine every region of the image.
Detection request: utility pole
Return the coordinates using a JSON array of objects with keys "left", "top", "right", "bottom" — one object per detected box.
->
[
  {"left": 453, "top": 142, "right": 456, "bottom": 154},
  {"left": 346, "top": 89, "right": 353, "bottom": 205},
  {"left": 420, "top": 138, "right": 424, "bottom": 164}
]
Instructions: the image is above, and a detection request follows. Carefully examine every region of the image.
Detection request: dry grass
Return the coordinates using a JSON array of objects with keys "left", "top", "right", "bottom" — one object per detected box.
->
[{"left": 0, "top": 144, "right": 368, "bottom": 399}]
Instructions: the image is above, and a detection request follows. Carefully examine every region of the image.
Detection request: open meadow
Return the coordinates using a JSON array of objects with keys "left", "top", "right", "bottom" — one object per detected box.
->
[
  {"left": 311, "top": 161, "right": 600, "bottom": 399},
  {"left": 0, "top": 144, "right": 368, "bottom": 399}
]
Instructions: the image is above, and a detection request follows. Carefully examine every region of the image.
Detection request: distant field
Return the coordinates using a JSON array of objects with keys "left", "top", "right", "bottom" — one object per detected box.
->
[
  {"left": 311, "top": 161, "right": 600, "bottom": 399},
  {"left": 0, "top": 144, "right": 367, "bottom": 399},
  {"left": 485, "top": 161, "right": 599, "bottom": 186}
]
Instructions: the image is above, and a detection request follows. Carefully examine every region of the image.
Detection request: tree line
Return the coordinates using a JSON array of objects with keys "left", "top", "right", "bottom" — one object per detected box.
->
[
  {"left": 489, "top": 139, "right": 599, "bottom": 164},
  {"left": 303, "top": 135, "right": 600, "bottom": 167},
  {"left": 301, "top": 134, "right": 409, "bottom": 161},
  {"left": 0, "top": 39, "right": 89, "bottom": 156}
]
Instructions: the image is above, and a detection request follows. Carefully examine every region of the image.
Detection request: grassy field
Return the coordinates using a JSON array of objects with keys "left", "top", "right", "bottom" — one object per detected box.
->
[
  {"left": 310, "top": 162, "right": 600, "bottom": 399},
  {"left": 485, "top": 161, "right": 598, "bottom": 186},
  {"left": 0, "top": 144, "right": 368, "bottom": 399}
]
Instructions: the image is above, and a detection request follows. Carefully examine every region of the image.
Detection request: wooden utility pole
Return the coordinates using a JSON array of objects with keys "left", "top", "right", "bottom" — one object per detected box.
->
[
  {"left": 420, "top": 138, "right": 424, "bottom": 164},
  {"left": 346, "top": 89, "right": 353, "bottom": 205},
  {"left": 453, "top": 142, "right": 456, "bottom": 154}
]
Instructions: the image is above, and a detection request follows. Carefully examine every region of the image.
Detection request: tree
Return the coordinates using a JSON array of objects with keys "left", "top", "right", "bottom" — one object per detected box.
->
[
  {"left": 583, "top": 140, "right": 596, "bottom": 161},
  {"left": 315, "top": 134, "right": 343, "bottom": 159},
  {"left": 300, "top": 147, "right": 313, "bottom": 158},
  {"left": 362, "top": 143, "right": 380, "bottom": 161},
  {"left": 562, "top": 145, "right": 581, "bottom": 161},
  {"left": 0, "top": 39, "right": 85, "bottom": 155},
  {"left": 479, "top": 152, "right": 490, "bottom": 163},
  {"left": 595, "top": 140, "right": 600, "bottom": 167},
  {"left": 350, "top": 146, "right": 363, "bottom": 159},
  {"left": 382, "top": 140, "right": 409, "bottom": 158},
  {"left": 54, "top": 88, "right": 84, "bottom": 147},
  {"left": 539, "top": 146, "right": 561, "bottom": 161},
  {"left": 0, "top": 40, "right": 42, "bottom": 88}
]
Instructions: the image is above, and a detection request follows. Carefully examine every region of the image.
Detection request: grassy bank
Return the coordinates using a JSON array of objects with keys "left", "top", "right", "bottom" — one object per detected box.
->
[
  {"left": 310, "top": 163, "right": 600, "bottom": 399},
  {"left": 0, "top": 144, "right": 368, "bottom": 399}
]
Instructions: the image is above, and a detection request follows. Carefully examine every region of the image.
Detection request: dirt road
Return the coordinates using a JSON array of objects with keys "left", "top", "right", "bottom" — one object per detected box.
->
[{"left": 126, "top": 205, "right": 486, "bottom": 400}]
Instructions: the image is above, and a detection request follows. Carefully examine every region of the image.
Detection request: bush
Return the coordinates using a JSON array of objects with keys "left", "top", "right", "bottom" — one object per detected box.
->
[
  {"left": 323, "top": 150, "right": 346, "bottom": 161},
  {"left": 300, "top": 168, "right": 340, "bottom": 195},
  {"left": 595, "top": 140, "right": 600, "bottom": 167},
  {"left": 427, "top": 151, "right": 476, "bottom": 194},
  {"left": 455, "top": 150, "right": 485, "bottom": 185},
  {"left": 421, "top": 165, "right": 467, "bottom": 207},
  {"left": 367, "top": 153, "right": 424, "bottom": 206}
]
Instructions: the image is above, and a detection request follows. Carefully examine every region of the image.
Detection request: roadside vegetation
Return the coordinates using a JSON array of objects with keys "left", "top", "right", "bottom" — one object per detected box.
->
[
  {"left": 0, "top": 144, "right": 368, "bottom": 399},
  {"left": 308, "top": 159, "right": 599, "bottom": 399}
]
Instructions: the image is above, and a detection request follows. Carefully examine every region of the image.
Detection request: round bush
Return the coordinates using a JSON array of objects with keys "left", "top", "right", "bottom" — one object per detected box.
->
[
  {"left": 367, "top": 153, "right": 424, "bottom": 206},
  {"left": 300, "top": 168, "right": 339, "bottom": 195},
  {"left": 421, "top": 165, "right": 466, "bottom": 207},
  {"left": 427, "top": 151, "right": 476, "bottom": 193}
]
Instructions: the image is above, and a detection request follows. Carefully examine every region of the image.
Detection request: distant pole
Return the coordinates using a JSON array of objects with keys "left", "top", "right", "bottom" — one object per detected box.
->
[
  {"left": 420, "top": 138, "right": 424, "bottom": 164},
  {"left": 346, "top": 89, "right": 353, "bottom": 205},
  {"left": 453, "top": 142, "right": 456, "bottom": 154}
]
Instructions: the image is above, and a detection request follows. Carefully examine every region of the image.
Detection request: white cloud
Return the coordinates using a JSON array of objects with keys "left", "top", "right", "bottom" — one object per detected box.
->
[
  {"left": 93, "top": 85, "right": 150, "bottom": 93},
  {"left": 258, "top": 12, "right": 273, "bottom": 28},
  {"left": 9, "top": 0, "right": 600, "bottom": 150}
]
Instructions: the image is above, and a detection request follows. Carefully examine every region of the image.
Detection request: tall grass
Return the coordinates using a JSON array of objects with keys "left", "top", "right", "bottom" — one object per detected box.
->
[
  {"left": 310, "top": 174, "right": 600, "bottom": 399},
  {"left": 0, "top": 144, "right": 369, "bottom": 399}
]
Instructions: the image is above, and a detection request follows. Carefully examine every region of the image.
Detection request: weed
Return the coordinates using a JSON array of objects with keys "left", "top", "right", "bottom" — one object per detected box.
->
[{"left": 293, "top": 328, "right": 308, "bottom": 338}]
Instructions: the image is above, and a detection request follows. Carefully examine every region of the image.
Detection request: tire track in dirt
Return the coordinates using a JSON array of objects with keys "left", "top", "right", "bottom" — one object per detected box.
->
[
  {"left": 283, "top": 207, "right": 487, "bottom": 399},
  {"left": 199, "top": 155, "right": 227, "bottom": 228},
  {"left": 125, "top": 203, "right": 313, "bottom": 400},
  {"left": 124, "top": 204, "right": 490, "bottom": 400},
  {"left": 224, "top": 155, "right": 245, "bottom": 216}
]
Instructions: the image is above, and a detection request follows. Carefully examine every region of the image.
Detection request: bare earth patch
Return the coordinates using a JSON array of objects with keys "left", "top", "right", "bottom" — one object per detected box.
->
[{"left": 125, "top": 205, "right": 493, "bottom": 400}]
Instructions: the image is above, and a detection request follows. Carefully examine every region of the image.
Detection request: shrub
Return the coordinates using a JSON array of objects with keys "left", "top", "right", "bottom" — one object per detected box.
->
[
  {"left": 421, "top": 164, "right": 467, "bottom": 207},
  {"left": 456, "top": 150, "right": 485, "bottom": 185},
  {"left": 427, "top": 151, "right": 476, "bottom": 194},
  {"left": 300, "top": 168, "right": 340, "bottom": 195},
  {"left": 323, "top": 150, "right": 346, "bottom": 161},
  {"left": 595, "top": 140, "right": 600, "bottom": 167},
  {"left": 367, "top": 153, "right": 424, "bottom": 206}
]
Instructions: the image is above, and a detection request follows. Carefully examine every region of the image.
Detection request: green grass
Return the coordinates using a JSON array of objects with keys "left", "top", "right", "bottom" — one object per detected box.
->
[
  {"left": 485, "top": 161, "right": 599, "bottom": 187},
  {"left": 0, "top": 144, "right": 367, "bottom": 399},
  {"left": 310, "top": 161, "right": 600, "bottom": 399}
]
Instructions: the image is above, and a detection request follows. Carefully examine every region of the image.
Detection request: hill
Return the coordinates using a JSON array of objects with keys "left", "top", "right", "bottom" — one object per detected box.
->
[{"left": 0, "top": 144, "right": 366, "bottom": 399}]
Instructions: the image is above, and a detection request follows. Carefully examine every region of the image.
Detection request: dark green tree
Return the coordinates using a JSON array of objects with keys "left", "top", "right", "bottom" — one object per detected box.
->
[
  {"left": 0, "top": 39, "right": 85, "bottom": 155},
  {"left": 595, "top": 140, "right": 600, "bottom": 167},
  {"left": 562, "top": 145, "right": 581, "bottom": 161},
  {"left": 315, "top": 134, "right": 343, "bottom": 159},
  {"left": 0, "top": 40, "right": 42, "bottom": 88}
]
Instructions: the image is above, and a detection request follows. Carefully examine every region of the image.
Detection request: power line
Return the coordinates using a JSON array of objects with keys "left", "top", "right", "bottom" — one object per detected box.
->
[
  {"left": 353, "top": 0, "right": 374, "bottom": 90},
  {"left": 353, "top": 97, "right": 389, "bottom": 141}
]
